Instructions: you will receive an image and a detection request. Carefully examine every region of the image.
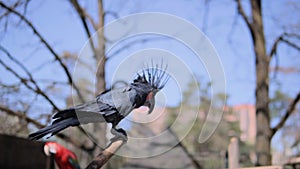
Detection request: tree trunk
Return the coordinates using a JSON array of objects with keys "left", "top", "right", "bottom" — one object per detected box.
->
[
  {"left": 255, "top": 54, "right": 272, "bottom": 165},
  {"left": 251, "top": 0, "right": 272, "bottom": 165}
]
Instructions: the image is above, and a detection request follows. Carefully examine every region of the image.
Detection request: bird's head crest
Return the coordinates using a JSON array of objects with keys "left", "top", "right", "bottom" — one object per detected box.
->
[
  {"left": 133, "top": 61, "right": 170, "bottom": 91},
  {"left": 131, "top": 60, "right": 169, "bottom": 114}
]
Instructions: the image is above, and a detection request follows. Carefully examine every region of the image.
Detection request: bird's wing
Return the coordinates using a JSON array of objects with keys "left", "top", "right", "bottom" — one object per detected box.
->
[
  {"left": 74, "top": 100, "right": 116, "bottom": 115},
  {"left": 55, "top": 87, "right": 134, "bottom": 125},
  {"left": 52, "top": 99, "right": 117, "bottom": 124},
  {"left": 96, "top": 87, "right": 136, "bottom": 117}
]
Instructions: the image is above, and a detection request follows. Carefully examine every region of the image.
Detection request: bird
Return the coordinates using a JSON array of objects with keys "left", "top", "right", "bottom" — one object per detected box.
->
[
  {"left": 29, "top": 62, "right": 169, "bottom": 141},
  {"left": 44, "top": 142, "right": 81, "bottom": 169}
]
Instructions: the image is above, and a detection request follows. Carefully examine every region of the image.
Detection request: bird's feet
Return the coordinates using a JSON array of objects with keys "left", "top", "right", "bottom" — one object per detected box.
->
[{"left": 110, "top": 128, "right": 128, "bottom": 143}]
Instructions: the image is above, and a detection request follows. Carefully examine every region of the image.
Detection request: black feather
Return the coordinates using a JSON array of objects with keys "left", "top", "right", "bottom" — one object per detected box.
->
[
  {"left": 134, "top": 60, "right": 170, "bottom": 90},
  {"left": 28, "top": 117, "right": 79, "bottom": 140}
]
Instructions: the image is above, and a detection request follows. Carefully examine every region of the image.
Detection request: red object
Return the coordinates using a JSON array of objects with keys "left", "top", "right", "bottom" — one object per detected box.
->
[{"left": 45, "top": 142, "right": 80, "bottom": 169}]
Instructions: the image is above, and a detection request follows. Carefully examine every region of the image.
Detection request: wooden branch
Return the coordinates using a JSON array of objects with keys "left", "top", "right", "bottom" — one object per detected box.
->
[
  {"left": 271, "top": 92, "right": 300, "bottom": 136},
  {"left": 0, "top": 1, "right": 85, "bottom": 103},
  {"left": 86, "top": 140, "right": 124, "bottom": 169}
]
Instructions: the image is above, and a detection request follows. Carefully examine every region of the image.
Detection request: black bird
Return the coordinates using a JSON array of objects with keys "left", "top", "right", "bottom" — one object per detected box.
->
[{"left": 29, "top": 63, "right": 169, "bottom": 141}]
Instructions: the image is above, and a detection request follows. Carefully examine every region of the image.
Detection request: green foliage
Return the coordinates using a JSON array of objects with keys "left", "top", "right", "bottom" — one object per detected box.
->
[{"left": 270, "top": 89, "right": 290, "bottom": 118}]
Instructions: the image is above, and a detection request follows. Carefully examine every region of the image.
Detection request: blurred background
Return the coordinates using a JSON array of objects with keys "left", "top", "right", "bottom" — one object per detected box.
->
[{"left": 0, "top": 0, "right": 299, "bottom": 169}]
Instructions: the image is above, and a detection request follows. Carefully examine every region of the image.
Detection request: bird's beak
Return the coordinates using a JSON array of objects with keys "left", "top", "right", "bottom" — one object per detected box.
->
[
  {"left": 144, "top": 92, "right": 156, "bottom": 114},
  {"left": 44, "top": 145, "right": 50, "bottom": 156}
]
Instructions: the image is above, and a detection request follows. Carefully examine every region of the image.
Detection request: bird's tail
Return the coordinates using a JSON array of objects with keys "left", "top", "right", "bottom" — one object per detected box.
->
[{"left": 28, "top": 108, "right": 79, "bottom": 140}]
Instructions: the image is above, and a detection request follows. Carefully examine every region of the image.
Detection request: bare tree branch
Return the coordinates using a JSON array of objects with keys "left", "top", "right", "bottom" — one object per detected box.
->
[
  {"left": 0, "top": 1, "right": 85, "bottom": 103},
  {"left": 86, "top": 140, "right": 124, "bottom": 169},
  {"left": 271, "top": 92, "right": 300, "bottom": 136},
  {"left": 104, "top": 11, "right": 119, "bottom": 20},
  {"left": 0, "top": 56, "right": 60, "bottom": 111},
  {"left": 0, "top": 45, "right": 60, "bottom": 110},
  {"left": 0, "top": 1, "right": 21, "bottom": 20},
  {"left": 22, "top": 0, "right": 31, "bottom": 17},
  {"left": 270, "top": 52, "right": 279, "bottom": 80},
  {"left": 167, "top": 127, "right": 203, "bottom": 169},
  {"left": 31, "top": 59, "right": 56, "bottom": 74},
  {"left": 236, "top": 0, "right": 255, "bottom": 41},
  {"left": 23, "top": 93, "right": 38, "bottom": 114},
  {"left": 0, "top": 105, "right": 44, "bottom": 128},
  {"left": 0, "top": 46, "right": 101, "bottom": 151},
  {"left": 269, "top": 34, "right": 284, "bottom": 58},
  {"left": 281, "top": 38, "right": 300, "bottom": 51},
  {"left": 84, "top": 11, "right": 99, "bottom": 31},
  {"left": 284, "top": 33, "right": 300, "bottom": 40},
  {"left": 269, "top": 33, "right": 300, "bottom": 58},
  {"left": 0, "top": 45, "right": 33, "bottom": 80},
  {"left": 69, "top": 0, "right": 98, "bottom": 58}
]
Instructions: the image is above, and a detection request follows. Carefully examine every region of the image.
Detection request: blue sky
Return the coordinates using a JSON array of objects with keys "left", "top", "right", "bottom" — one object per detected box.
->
[{"left": 1, "top": 0, "right": 299, "bottom": 107}]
